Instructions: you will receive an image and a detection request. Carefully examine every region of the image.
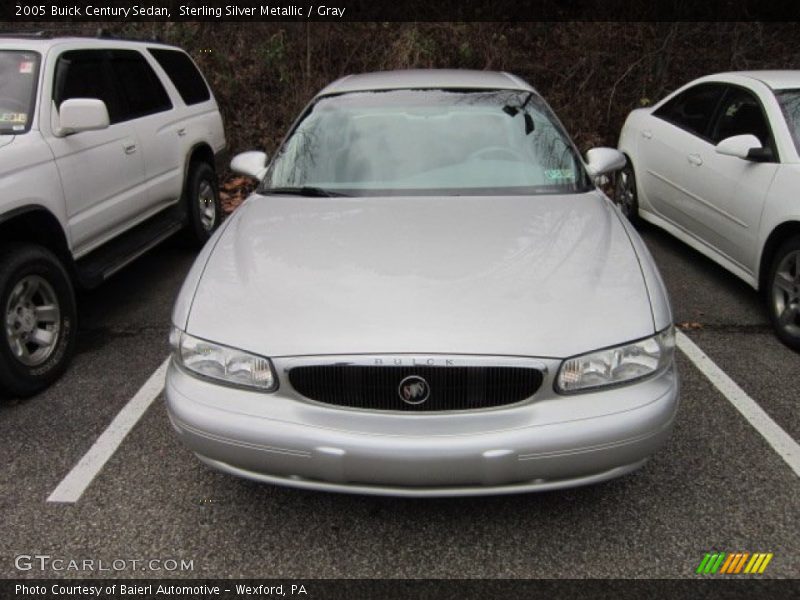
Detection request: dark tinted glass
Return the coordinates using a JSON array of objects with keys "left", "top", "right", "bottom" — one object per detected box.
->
[
  {"left": 711, "top": 87, "right": 770, "bottom": 146},
  {"left": 654, "top": 84, "right": 725, "bottom": 138},
  {"left": 53, "top": 50, "right": 123, "bottom": 123},
  {"left": 109, "top": 50, "right": 171, "bottom": 120},
  {"left": 148, "top": 48, "right": 210, "bottom": 105}
]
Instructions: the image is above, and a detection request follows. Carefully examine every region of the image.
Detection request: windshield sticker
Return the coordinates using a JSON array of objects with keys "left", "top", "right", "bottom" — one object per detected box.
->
[
  {"left": 545, "top": 169, "right": 574, "bottom": 180},
  {"left": 19, "top": 61, "right": 33, "bottom": 74},
  {"left": 0, "top": 112, "right": 27, "bottom": 124}
]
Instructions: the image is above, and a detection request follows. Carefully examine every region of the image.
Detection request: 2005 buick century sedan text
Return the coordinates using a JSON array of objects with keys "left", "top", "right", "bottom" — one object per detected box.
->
[{"left": 165, "top": 70, "right": 679, "bottom": 497}]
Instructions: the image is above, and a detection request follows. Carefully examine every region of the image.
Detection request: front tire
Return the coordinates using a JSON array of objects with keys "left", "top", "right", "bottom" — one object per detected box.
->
[
  {"left": 185, "top": 162, "right": 222, "bottom": 245},
  {"left": 0, "top": 245, "right": 77, "bottom": 397},
  {"left": 768, "top": 236, "right": 800, "bottom": 351},
  {"left": 614, "top": 159, "right": 640, "bottom": 224}
]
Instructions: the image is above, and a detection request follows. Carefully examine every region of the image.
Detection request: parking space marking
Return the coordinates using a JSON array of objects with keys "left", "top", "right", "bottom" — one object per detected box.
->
[
  {"left": 677, "top": 331, "right": 800, "bottom": 478},
  {"left": 47, "top": 357, "right": 170, "bottom": 504}
]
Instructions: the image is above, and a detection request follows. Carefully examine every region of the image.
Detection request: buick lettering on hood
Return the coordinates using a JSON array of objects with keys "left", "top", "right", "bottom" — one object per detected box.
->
[{"left": 166, "top": 70, "right": 679, "bottom": 497}]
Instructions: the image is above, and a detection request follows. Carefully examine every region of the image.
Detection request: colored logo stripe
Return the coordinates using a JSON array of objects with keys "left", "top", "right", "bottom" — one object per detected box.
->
[{"left": 697, "top": 552, "right": 773, "bottom": 575}]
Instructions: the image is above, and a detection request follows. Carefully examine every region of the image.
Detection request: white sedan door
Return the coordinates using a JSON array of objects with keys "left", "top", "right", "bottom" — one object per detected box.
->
[
  {"left": 634, "top": 83, "right": 726, "bottom": 227},
  {"left": 680, "top": 87, "right": 778, "bottom": 271}
]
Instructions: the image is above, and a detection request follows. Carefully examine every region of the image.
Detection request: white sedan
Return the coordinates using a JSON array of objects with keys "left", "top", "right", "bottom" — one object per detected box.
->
[{"left": 616, "top": 71, "right": 800, "bottom": 350}]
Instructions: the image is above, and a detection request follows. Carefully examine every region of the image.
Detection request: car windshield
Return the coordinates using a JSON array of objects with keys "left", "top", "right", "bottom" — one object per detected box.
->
[
  {"left": 0, "top": 50, "right": 39, "bottom": 134},
  {"left": 776, "top": 89, "right": 800, "bottom": 155},
  {"left": 261, "top": 89, "right": 592, "bottom": 196}
]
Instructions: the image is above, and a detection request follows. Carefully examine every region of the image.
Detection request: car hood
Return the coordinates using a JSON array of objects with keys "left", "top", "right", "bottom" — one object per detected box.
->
[
  {"left": 0, "top": 135, "right": 14, "bottom": 150},
  {"left": 186, "top": 192, "right": 657, "bottom": 358}
]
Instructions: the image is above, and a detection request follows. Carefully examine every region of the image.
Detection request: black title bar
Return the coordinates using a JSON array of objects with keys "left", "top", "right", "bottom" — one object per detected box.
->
[{"left": 4, "top": 0, "right": 800, "bottom": 22}]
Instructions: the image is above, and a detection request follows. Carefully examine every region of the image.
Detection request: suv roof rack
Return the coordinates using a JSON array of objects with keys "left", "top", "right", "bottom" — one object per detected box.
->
[{"left": 0, "top": 29, "right": 162, "bottom": 42}]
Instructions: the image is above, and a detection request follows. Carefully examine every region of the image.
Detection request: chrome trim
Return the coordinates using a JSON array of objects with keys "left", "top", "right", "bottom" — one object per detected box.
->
[{"left": 277, "top": 354, "right": 550, "bottom": 373}]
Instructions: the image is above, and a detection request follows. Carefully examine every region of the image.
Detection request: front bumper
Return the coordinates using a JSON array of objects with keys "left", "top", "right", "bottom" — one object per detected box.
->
[{"left": 165, "top": 361, "right": 679, "bottom": 497}]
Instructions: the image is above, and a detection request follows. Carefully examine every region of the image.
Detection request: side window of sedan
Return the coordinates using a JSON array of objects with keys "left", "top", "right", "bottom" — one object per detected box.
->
[
  {"left": 710, "top": 87, "right": 771, "bottom": 148},
  {"left": 654, "top": 83, "right": 726, "bottom": 139}
]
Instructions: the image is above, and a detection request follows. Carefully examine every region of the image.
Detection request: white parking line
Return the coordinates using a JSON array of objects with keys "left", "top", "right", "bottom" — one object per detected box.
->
[
  {"left": 676, "top": 330, "right": 800, "bottom": 478},
  {"left": 47, "top": 357, "right": 170, "bottom": 504}
]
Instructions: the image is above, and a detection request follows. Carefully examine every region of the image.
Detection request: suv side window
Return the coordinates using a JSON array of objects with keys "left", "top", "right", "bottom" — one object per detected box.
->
[
  {"left": 54, "top": 50, "right": 124, "bottom": 123},
  {"left": 54, "top": 49, "right": 171, "bottom": 125},
  {"left": 108, "top": 50, "right": 172, "bottom": 120},
  {"left": 710, "top": 86, "right": 772, "bottom": 148},
  {"left": 148, "top": 48, "right": 211, "bottom": 105},
  {"left": 654, "top": 83, "right": 726, "bottom": 139}
]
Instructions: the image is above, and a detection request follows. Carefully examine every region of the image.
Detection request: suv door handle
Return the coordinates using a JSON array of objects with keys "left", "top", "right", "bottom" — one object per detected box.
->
[
  {"left": 177, "top": 128, "right": 186, "bottom": 137},
  {"left": 687, "top": 153, "right": 703, "bottom": 166},
  {"left": 641, "top": 130, "right": 653, "bottom": 139},
  {"left": 123, "top": 143, "right": 137, "bottom": 155}
]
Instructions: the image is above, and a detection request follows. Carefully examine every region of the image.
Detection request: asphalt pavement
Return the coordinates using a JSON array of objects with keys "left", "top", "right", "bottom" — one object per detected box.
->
[{"left": 1, "top": 223, "right": 798, "bottom": 580}]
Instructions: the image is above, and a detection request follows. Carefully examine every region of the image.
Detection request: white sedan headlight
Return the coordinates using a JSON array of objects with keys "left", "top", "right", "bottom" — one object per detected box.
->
[
  {"left": 169, "top": 327, "right": 277, "bottom": 391},
  {"left": 556, "top": 326, "right": 675, "bottom": 393}
]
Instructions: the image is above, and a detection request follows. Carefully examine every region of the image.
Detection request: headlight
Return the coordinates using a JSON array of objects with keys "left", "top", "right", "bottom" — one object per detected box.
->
[
  {"left": 169, "top": 327, "right": 277, "bottom": 391},
  {"left": 556, "top": 326, "right": 675, "bottom": 393}
]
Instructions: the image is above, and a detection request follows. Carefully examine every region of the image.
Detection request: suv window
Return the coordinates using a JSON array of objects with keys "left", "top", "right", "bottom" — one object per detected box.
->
[
  {"left": 54, "top": 49, "right": 171, "bottom": 125},
  {"left": 654, "top": 83, "right": 726, "bottom": 139},
  {"left": 108, "top": 50, "right": 171, "bottom": 120},
  {"left": 710, "top": 87, "right": 771, "bottom": 147},
  {"left": 54, "top": 50, "right": 124, "bottom": 123},
  {"left": 148, "top": 48, "right": 210, "bottom": 105}
]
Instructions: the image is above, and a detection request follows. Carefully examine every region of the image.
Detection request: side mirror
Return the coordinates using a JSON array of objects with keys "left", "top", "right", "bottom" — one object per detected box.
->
[
  {"left": 585, "top": 147, "right": 626, "bottom": 177},
  {"left": 231, "top": 151, "right": 268, "bottom": 180},
  {"left": 715, "top": 134, "right": 772, "bottom": 162},
  {"left": 57, "top": 98, "right": 109, "bottom": 135}
]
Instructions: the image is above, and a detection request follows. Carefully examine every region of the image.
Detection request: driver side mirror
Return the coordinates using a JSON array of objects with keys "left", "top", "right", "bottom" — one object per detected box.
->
[
  {"left": 231, "top": 151, "right": 269, "bottom": 180},
  {"left": 55, "top": 98, "right": 109, "bottom": 136},
  {"left": 715, "top": 134, "right": 773, "bottom": 162},
  {"left": 585, "top": 147, "right": 626, "bottom": 177}
]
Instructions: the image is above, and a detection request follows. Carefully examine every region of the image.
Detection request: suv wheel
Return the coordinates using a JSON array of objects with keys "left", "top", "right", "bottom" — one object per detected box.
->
[
  {"left": 185, "top": 162, "right": 222, "bottom": 245},
  {"left": 0, "top": 245, "right": 77, "bottom": 397},
  {"left": 613, "top": 160, "right": 639, "bottom": 224},
  {"left": 768, "top": 236, "right": 800, "bottom": 351}
]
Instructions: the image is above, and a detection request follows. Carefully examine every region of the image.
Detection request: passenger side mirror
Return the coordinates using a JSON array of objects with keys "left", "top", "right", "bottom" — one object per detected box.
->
[
  {"left": 231, "top": 151, "right": 269, "bottom": 180},
  {"left": 585, "top": 147, "right": 626, "bottom": 177},
  {"left": 57, "top": 99, "right": 109, "bottom": 136},
  {"left": 715, "top": 134, "right": 772, "bottom": 162}
]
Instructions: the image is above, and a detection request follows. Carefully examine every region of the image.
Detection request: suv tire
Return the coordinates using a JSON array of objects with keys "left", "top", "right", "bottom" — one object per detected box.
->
[
  {"left": 613, "top": 160, "right": 640, "bottom": 224},
  {"left": 185, "top": 162, "right": 222, "bottom": 245},
  {"left": 0, "top": 245, "right": 77, "bottom": 397}
]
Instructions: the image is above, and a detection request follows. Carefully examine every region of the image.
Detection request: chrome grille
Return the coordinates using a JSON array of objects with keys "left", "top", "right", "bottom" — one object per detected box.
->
[{"left": 287, "top": 364, "right": 544, "bottom": 411}]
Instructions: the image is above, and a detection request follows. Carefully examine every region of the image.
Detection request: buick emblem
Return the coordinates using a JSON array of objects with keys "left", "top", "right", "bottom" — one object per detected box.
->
[{"left": 398, "top": 375, "right": 430, "bottom": 405}]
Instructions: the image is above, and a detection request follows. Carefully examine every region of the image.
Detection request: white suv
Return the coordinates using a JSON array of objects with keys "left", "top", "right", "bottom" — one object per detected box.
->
[{"left": 0, "top": 34, "right": 226, "bottom": 397}]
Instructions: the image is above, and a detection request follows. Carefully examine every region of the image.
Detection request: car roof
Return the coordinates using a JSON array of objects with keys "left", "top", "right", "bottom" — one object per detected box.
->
[
  {"left": 700, "top": 70, "right": 800, "bottom": 91},
  {"left": 0, "top": 35, "right": 179, "bottom": 53},
  {"left": 317, "top": 69, "right": 535, "bottom": 97}
]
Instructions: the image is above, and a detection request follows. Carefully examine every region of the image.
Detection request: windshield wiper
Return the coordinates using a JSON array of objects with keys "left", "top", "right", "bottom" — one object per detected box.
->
[{"left": 261, "top": 186, "right": 349, "bottom": 197}]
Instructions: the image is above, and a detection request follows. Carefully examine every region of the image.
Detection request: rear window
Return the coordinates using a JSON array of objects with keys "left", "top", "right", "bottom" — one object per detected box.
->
[
  {"left": 109, "top": 50, "right": 172, "bottom": 120},
  {"left": 148, "top": 48, "right": 210, "bottom": 105}
]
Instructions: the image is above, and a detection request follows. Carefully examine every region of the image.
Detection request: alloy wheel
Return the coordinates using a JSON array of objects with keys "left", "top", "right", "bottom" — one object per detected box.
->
[
  {"left": 4, "top": 274, "right": 61, "bottom": 367},
  {"left": 198, "top": 179, "right": 217, "bottom": 232},
  {"left": 771, "top": 249, "right": 800, "bottom": 340}
]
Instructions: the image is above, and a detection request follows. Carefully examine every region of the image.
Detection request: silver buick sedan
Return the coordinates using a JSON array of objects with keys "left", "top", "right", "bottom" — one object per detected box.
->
[{"left": 166, "top": 70, "right": 679, "bottom": 497}]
